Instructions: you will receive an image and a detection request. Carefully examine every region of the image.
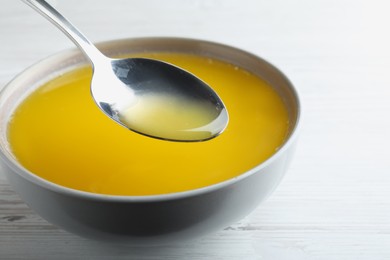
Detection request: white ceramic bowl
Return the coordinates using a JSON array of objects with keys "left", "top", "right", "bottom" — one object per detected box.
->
[{"left": 0, "top": 38, "right": 301, "bottom": 246}]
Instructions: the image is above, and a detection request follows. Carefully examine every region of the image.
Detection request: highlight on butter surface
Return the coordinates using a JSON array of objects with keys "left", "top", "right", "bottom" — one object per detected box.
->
[{"left": 7, "top": 52, "right": 290, "bottom": 196}]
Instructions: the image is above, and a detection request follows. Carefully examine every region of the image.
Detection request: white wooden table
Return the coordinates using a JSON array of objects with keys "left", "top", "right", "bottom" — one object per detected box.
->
[{"left": 1, "top": 0, "right": 390, "bottom": 259}]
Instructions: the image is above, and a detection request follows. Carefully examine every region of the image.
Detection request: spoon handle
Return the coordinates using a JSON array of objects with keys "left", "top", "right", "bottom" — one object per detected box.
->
[{"left": 21, "top": 0, "right": 105, "bottom": 63}]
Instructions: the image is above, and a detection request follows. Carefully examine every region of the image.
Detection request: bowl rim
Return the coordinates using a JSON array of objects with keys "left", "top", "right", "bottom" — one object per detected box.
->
[{"left": 0, "top": 36, "right": 302, "bottom": 202}]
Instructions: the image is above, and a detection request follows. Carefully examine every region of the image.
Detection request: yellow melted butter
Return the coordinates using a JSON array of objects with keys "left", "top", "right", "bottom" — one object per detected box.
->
[
  {"left": 119, "top": 94, "right": 219, "bottom": 141},
  {"left": 8, "top": 53, "right": 290, "bottom": 196}
]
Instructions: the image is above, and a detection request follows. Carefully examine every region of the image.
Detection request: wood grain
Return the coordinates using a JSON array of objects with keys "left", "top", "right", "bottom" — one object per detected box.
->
[{"left": 1, "top": 0, "right": 390, "bottom": 259}]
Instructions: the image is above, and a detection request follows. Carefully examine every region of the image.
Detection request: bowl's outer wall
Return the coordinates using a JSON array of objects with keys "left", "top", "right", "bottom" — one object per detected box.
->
[
  {"left": 0, "top": 38, "right": 300, "bottom": 245},
  {"left": 2, "top": 140, "right": 296, "bottom": 245}
]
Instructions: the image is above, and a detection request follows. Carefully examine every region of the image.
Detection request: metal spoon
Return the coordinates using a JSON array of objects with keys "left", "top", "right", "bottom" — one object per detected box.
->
[{"left": 22, "top": 0, "right": 228, "bottom": 142}]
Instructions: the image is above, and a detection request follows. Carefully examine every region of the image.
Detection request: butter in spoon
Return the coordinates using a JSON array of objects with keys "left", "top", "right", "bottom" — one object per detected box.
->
[{"left": 21, "top": 0, "right": 228, "bottom": 142}]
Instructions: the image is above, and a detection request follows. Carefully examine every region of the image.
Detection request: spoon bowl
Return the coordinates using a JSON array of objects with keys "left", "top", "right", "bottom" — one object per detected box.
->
[{"left": 22, "top": 0, "right": 228, "bottom": 142}]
